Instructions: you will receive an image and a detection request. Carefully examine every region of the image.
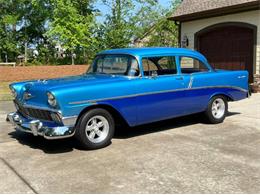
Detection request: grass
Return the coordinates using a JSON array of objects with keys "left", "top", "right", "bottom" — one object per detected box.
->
[{"left": 0, "top": 82, "right": 12, "bottom": 101}]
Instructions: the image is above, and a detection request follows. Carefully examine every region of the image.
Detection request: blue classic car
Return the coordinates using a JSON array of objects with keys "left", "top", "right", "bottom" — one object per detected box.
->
[{"left": 7, "top": 48, "right": 249, "bottom": 149}]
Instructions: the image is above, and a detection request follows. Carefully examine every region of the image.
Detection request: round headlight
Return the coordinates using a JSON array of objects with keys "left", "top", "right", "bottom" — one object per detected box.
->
[
  {"left": 10, "top": 86, "right": 17, "bottom": 98},
  {"left": 47, "top": 92, "right": 57, "bottom": 107}
]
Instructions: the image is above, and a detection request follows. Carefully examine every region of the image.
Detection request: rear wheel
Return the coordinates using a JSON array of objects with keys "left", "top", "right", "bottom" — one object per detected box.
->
[
  {"left": 204, "top": 95, "right": 228, "bottom": 124},
  {"left": 75, "top": 108, "right": 115, "bottom": 150}
]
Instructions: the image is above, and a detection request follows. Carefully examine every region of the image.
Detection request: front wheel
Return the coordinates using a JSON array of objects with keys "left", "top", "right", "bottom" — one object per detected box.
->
[
  {"left": 75, "top": 108, "right": 115, "bottom": 150},
  {"left": 204, "top": 95, "right": 228, "bottom": 124}
]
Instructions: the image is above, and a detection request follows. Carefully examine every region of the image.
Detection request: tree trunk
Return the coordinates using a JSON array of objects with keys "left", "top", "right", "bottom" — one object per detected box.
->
[
  {"left": 83, "top": 48, "right": 86, "bottom": 64},
  {"left": 5, "top": 53, "right": 8, "bottom": 63},
  {"left": 24, "top": 42, "right": 28, "bottom": 65},
  {"left": 71, "top": 53, "right": 74, "bottom": 65}
]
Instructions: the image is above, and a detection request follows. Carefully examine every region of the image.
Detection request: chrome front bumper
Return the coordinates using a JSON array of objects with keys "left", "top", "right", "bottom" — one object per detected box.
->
[{"left": 7, "top": 112, "right": 75, "bottom": 139}]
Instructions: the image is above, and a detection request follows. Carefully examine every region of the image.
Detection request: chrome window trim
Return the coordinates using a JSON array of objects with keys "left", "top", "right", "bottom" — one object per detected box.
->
[{"left": 69, "top": 85, "right": 248, "bottom": 105}]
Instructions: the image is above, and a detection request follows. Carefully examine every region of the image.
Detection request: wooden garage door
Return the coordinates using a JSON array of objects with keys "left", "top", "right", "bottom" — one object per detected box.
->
[{"left": 197, "top": 25, "right": 254, "bottom": 82}]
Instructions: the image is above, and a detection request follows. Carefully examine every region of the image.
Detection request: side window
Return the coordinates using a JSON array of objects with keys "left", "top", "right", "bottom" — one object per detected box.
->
[
  {"left": 96, "top": 56, "right": 128, "bottom": 73},
  {"left": 142, "top": 56, "right": 177, "bottom": 76},
  {"left": 180, "top": 57, "right": 209, "bottom": 74},
  {"left": 142, "top": 58, "right": 159, "bottom": 76},
  {"left": 158, "top": 57, "right": 177, "bottom": 71},
  {"left": 142, "top": 59, "right": 158, "bottom": 71},
  {"left": 92, "top": 55, "right": 139, "bottom": 76}
]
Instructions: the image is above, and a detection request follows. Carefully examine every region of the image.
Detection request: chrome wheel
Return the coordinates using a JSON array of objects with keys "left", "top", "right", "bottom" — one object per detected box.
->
[
  {"left": 211, "top": 98, "right": 225, "bottom": 119},
  {"left": 85, "top": 115, "right": 109, "bottom": 143}
]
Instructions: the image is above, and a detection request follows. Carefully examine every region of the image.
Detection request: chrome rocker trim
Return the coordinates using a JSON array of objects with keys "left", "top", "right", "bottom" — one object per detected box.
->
[{"left": 7, "top": 112, "right": 75, "bottom": 140}]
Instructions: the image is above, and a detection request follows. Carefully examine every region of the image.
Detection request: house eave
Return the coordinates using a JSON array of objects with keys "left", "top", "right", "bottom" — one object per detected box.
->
[{"left": 168, "top": 1, "right": 260, "bottom": 22}]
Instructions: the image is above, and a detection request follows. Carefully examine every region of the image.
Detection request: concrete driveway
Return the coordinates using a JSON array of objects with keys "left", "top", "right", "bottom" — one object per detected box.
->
[{"left": 0, "top": 94, "right": 259, "bottom": 193}]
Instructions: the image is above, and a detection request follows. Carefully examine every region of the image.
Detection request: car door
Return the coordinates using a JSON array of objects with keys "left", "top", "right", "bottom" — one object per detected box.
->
[
  {"left": 134, "top": 56, "right": 190, "bottom": 125},
  {"left": 178, "top": 56, "right": 213, "bottom": 113}
]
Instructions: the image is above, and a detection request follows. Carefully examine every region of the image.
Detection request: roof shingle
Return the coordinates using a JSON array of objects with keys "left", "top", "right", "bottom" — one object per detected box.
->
[{"left": 170, "top": 0, "right": 260, "bottom": 21}]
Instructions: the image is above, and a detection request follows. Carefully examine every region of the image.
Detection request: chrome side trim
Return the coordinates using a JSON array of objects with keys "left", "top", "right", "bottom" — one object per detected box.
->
[
  {"left": 188, "top": 77, "right": 194, "bottom": 89},
  {"left": 69, "top": 85, "right": 248, "bottom": 105}
]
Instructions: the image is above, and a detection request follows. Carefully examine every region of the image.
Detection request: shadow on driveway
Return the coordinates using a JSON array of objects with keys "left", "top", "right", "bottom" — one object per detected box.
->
[{"left": 8, "top": 111, "right": 240, "bottom": 154}]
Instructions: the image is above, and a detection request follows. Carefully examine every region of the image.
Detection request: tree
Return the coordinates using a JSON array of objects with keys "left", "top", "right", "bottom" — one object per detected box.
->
[
  {"left": 0, "top": 0, "right": 24, "bottom": 62},
  {"left": 45, "top": 0, "right": 96, "bottom": 64},
  {"left": 98, "top": 0, "right": 161, "bottom": 49},
  {"left": 139, "top": 0, "right": 182, "bottom": 47},
  {"left": 143, "top": 16, "right": 179, "bottom": 47},
  {"left": 0, "top": 0, "right": 53, "bottom": 63}
]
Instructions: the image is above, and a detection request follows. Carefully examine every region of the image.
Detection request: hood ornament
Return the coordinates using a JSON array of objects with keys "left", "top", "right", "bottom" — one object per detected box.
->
[{"left": 38, "top": 79, "right": 47, "bottom": 83}]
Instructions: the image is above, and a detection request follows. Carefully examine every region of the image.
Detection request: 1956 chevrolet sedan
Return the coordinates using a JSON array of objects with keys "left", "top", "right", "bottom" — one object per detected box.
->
[{"left": 7, "top": 48, "right": 249, "bottom": 149}]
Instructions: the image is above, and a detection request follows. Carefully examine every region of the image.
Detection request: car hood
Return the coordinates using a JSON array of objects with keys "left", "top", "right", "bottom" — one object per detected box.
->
[
  {"left": 13, "top": 74, "right": 128, "bottom": 107},
  {"left": 30, "top": 74, "right": 126, "bottom": 89}
]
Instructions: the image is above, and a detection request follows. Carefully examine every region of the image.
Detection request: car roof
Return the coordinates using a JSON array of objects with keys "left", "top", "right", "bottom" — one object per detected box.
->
[{"left": 98, "top": 47, "right": 207, "bottom": 61}]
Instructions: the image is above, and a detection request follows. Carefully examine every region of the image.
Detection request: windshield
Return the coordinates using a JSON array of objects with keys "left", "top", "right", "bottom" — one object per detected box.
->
[{"left": 87, "top": 55, "right": 139, "bottom": 76}]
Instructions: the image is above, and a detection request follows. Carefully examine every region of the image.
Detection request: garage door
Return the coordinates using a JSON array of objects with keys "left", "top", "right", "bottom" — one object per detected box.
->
[{"left": 197, "top": 25, "right": 254, "bottom": 83}]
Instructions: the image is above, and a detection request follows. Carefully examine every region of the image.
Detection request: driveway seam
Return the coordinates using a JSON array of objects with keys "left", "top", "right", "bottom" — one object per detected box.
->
[{"left": 0, "top": 157, "right": 38, "bottom": 194}]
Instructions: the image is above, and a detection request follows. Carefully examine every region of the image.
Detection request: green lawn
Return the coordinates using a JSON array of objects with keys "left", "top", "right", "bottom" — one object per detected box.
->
[{"left": 0, "top": 82, "right": 12, "bottom": 101}]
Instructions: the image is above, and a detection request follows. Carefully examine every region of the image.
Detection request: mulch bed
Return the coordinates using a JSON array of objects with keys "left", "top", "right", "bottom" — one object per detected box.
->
[{"left": 0, "top": 65, "right": 88, "bottom": 82}]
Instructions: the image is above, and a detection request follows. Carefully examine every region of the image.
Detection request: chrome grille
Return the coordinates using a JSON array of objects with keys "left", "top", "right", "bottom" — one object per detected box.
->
[{"left": 14, "top": 100, "right": 53, "bottom": 121}]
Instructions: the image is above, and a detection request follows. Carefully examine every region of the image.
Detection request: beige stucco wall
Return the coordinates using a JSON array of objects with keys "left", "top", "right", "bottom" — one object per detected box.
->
[{"left": 181, "top": 10, "right": 260, "bottom": 75}]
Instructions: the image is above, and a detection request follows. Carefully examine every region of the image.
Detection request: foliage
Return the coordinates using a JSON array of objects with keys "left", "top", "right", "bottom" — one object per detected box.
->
[
  {"left": 141, "top": 0, "right": 182, "bottom": 47},
  {"left": 98, "top": 0, "right": 163, "bottom": 49},
  {"left": 0, "top": 0, "right": 53, "bottom": 63},
  {"left": 143, "top": 16, "right": 179, "bottom": 47},
  {"left": 46, "top": 0, "right": 95, "bottom": 51},
  {"left": 0, "top": 0, "right": 181, "bottom": 65},
  {"left": 0, "top": 0, "right": 23, "bottom": 61}
]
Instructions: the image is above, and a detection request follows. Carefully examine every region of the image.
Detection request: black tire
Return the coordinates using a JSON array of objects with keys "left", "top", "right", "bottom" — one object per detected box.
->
[
  {"left": 75, "top": 108, "right": 115, "bottom": 150},
  {"left": 204, "top": 95, "right": 228, "bottom": 124}
]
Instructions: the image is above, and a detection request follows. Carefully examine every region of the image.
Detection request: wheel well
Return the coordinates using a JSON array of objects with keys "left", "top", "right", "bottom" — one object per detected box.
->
[
  {"left": 75, "top": 104, "right": 129, "bottom": 127},
  {"left": 211, "top": 93, "right": 234, "bottom": 102}
]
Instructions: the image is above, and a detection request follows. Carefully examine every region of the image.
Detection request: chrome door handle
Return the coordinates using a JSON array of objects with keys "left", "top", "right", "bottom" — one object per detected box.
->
[{"left": 175, "top": 77, "right": 184, "bottom": 80}]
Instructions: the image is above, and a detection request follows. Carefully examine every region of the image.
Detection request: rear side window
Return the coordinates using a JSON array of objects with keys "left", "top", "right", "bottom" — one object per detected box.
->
[
  {"left": 180, "top": 57, "right": 209, "bottom": 74},
  {"left": 142, "top": 56, "right": 177, "bottom": 76}
]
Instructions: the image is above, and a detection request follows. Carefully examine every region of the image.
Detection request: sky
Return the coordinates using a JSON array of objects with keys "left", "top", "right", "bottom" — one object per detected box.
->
[
  {"left": 95, "top": 0, "right": 173, "bottom": 22},
  {"left": 158, "top": 0, "right": 172, "bottom": 7}
]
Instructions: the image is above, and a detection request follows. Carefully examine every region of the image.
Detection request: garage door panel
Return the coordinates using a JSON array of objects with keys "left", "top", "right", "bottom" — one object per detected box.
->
[{"left": 198, "top": 25, "right": 254, "bottom": 82}]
